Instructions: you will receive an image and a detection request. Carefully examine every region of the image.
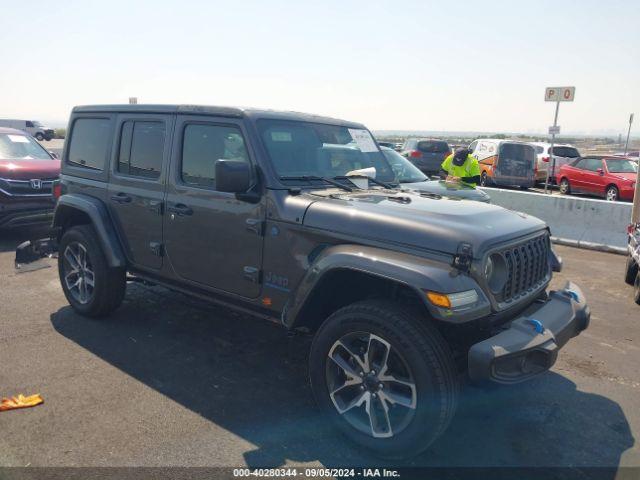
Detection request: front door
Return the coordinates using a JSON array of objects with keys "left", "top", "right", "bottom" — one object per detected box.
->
[
  {"left": 163, "top": 115, "right": 264, "bottom": 298},
  {"left": 108, "top": 114, "right": 173, "bottom": 271}
]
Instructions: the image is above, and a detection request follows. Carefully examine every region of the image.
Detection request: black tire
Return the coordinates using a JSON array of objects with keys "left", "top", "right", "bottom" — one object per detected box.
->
[
  {"left": 634, "top": 273, "right": 640, "bottom": 306},
  {"left": 58, "top": 225, "right": 126, "bottom": 317},
  {"left": 606, "top": 185, "right": 619, "bottom": 202},
  {"left": 35, "top": 132, "right": 44, "bottom": 141},
  {"left": 559, "top": 178, "right": 571, "bottom": 195},
  {"left": 480, "top": 172, "right": 489, "bottom": 187},
  {"left": 625, "top": 256, "right": 639, "bottom": 286},
  {"left": 309, "top": 300, "right": 459, "bottom": 458}
]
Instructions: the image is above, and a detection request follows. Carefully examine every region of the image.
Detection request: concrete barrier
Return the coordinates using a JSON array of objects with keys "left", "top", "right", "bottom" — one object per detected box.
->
[{"left": 479, "top": 187, "right": 632, "bottom": 253}]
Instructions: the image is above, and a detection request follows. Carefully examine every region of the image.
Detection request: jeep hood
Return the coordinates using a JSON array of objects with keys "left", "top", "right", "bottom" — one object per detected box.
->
[{"left": 303, "top": 190, "right": 546, "bottom": 257}]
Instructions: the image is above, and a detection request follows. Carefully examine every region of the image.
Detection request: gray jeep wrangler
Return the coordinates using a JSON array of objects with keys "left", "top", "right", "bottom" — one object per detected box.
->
[{"left": 41, "top": 105, "right": 590, "bottom": 457}]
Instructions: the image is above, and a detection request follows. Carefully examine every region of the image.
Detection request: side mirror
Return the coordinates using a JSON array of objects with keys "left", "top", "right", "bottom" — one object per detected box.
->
[
  {"left": 596, "top": 168, "right": 604, "bottom": 175},
  {"left": 215, "top": 159, "right": 251, "bottom": 193},
  {"left": 49, "top": 151, "right": 59, "bottom": 159}
]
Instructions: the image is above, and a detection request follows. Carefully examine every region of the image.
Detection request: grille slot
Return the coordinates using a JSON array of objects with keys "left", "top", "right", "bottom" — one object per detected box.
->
[{"left": 497, "top": 234, "right": 550, "bottom": 305}]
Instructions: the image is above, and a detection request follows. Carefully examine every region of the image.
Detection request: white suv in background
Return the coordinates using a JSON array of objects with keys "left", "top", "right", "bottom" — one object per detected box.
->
[{"left": 530, "top": 142, "right": 581, "bottom": 184}]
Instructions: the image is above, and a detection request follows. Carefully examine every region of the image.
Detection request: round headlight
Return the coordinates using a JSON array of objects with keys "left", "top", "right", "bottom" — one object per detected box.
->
[{"left": 486, "top": 253, "right": 508, "bottom": 294}]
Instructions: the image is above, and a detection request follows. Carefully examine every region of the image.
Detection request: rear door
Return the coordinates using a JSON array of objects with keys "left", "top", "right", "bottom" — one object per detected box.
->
[
  {"left": 163, "top": 115, "right": 264, "bottom": 298},
  {"left": 495, "top": 143, "right": 536, "bottom": 187},
  {"left": 107, "top": 114, "right": 173, "bottom": 271}
]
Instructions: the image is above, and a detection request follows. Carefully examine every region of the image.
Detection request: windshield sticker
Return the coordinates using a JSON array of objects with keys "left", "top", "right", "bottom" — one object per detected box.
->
[
  {"left": 7, "top": 135, "right": 29, "bottom": 143},
  {"left": 348, "top": 129, "right": 378, "bottom": 153},
  {"left": 271, "top": 131, "right": 292, "bottom": 142}
]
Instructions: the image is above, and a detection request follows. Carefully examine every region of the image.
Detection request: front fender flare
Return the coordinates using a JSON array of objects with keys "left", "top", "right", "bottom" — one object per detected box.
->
[
  {"left": 53, "top": 194, "right": 126, "bottom": 268},
  {"left": 283, "top": 244, "right": 480, "bottom": 328}
]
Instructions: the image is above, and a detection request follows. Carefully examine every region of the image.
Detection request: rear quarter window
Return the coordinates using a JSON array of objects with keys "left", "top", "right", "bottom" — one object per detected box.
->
[{"left": 67, "top": 118, "right": 112, "bottom": 170}]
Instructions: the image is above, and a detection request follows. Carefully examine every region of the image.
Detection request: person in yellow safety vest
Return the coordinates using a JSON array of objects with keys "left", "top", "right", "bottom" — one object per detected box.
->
[{"left": 440, "top": 148, "right": 481, "bottom": 187}]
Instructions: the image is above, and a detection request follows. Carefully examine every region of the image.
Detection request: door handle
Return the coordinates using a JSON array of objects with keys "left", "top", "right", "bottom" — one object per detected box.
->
[
  {"left": 110, "top": 193, "right": 132, "bottom": 204},
  {"left": 167, "top": 204, "right": 193, "bottom": 216}
]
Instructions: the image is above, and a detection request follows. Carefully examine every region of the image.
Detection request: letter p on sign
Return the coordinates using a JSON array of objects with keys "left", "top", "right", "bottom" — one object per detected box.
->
[{"left": 545, "top": 87, "right": 575, "bottom": 102}]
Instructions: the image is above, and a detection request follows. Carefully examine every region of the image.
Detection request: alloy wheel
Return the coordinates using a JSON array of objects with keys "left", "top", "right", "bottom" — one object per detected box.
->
[
  {"left": 606, "top": 187, "right": 618, "bottom": 201},
  {"left": 62, "top": 242, "right": 95, "bottom": 305},
  {"left": 325, "top": 332, "right": 417, "bottom": 439}
]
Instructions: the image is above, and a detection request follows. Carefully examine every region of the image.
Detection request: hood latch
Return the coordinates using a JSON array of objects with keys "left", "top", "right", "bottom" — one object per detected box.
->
[{"left": 452, "top": 242, "right": 473, "bottom": 272}]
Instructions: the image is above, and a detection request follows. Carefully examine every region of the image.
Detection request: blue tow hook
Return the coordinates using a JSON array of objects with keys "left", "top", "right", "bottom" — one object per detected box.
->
[
  {"left": 526, "top": 318, "right": 546, "bottom": 335},
  {"left": 565, "top": 289, "right": 580, "bottom": 302}
]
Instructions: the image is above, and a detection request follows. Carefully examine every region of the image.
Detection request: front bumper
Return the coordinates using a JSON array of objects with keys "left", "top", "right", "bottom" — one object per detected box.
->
[
  {"left": 0, "top": 208, "right": 53, "bottom": 229},
  {"left": 468, "top": 281, "right": 590, "bottom": 384}
]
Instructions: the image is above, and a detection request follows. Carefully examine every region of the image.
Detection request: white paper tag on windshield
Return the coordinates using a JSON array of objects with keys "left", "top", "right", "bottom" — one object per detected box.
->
[
  {"left": 348, "top": 129, "right": 378, "bottom": 153},
  {"left": 7, "top": 135, "right": 29, "bottom": 143}
]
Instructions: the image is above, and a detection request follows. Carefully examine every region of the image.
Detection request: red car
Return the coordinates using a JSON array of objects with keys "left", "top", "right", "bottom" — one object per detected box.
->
[
  {"left": 558, "top": 156, "right": 637, "bottom": 202},
  {"left": 0, "top": 127, "right": 60, "bottom": 229}
]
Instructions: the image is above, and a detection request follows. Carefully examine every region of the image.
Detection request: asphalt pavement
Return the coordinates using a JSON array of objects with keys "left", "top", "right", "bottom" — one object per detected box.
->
[{"left": 0, "top": 229, "right": 638, "bottom": 470}]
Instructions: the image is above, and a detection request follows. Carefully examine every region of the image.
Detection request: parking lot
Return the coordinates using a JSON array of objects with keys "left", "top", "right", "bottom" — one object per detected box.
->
[{"left": 0, "top": 228, "right": 638, "bottom": 470}]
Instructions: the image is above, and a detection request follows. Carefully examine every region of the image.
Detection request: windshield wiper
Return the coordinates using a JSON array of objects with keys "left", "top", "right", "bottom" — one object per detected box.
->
[
  {"left": 334, "top": 175, "right": 394, "bottom": 189},
  {"left": 279, "top": 175, "right": 353, "bottom": 192}
]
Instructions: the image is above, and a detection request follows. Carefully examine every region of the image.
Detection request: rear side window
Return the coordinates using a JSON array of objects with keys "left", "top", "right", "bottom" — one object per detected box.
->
[
  {"left": 181, "top": 124, "right": 250, "bottom": 189},
  {"left": 68, "top": 118, "right": 112, "bottom": 170},
  {"left": 118, "top": 121, "right": 165, "bottom": 179},
  {"left": 417, "top": 140, "right": 449, "bottom": 153},
  {"left": 551, "top": 146, "right": 579, "bottom": 158}
]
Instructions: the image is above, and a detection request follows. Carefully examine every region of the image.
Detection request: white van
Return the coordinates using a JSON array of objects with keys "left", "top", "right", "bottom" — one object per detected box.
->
[
  {"left": 529, "top": 142, "right": 581, "bottom": 183},
  {"left": 468, "top": 138, "right": 537, "bottom": 188},
  {"left": 0, "top": 119, "right": 55, "bottom": 141}
]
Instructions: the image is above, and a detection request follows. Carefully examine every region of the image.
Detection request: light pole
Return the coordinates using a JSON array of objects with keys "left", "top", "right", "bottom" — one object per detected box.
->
[{"left": 624, "top": 113, "right": 634, "bottom": 156}]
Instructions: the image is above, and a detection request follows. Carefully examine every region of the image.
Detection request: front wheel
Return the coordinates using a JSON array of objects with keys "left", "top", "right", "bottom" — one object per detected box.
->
[
  {"left": 634, "top": 273, "right": 640, "bottom": 306},
  {"left": 559, "top": 178, "right": 571, "bottom": 195},
  {"left": 309, "top": 300, "right": 459, "bottom": 458},
  {"left": 58, "top": 225, "right": 126, "bottom": 317},
  {"left": 35, "top": 132, "right": 44, "bottom": 141},
  {"left": 480, "top": 172, "right": 489, "bottom": 187},
  {"left": 606, "top": 185, "right": 619, "bottom": 202}
]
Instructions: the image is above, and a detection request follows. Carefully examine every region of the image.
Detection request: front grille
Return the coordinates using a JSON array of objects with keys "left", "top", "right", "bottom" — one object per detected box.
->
[
  {"left": 0, "top": 178, "right": 56, "bottom": 196},
  {"left": 498, "top": 234, "right": 550, "bottom": 305}
]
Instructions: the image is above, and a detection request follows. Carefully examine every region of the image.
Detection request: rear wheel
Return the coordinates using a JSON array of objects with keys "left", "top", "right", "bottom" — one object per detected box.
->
[
  {"left": 58, "top": 225, "right": 126, "bottom": 317},
  {"left": 634, "top": 273, "right": 640, "bottom": 306},
  {"left": 606, "top": 185, "right": 619, "bottom": 202},
  {"left": 309, "top": 300, "right": 459, "bottom": 458},
  {"left": 559, "top": 178, "right": 571, "bottom": 195},
  {"left": 480, "top": 172, "right": 489, "bottom": 187},
  {"left": 625, "top": 256, "right": 638, "bottom": 285}
]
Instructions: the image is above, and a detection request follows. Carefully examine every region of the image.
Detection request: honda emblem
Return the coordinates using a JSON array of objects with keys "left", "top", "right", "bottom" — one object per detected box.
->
[{"left": 30, "top": 179, "right": 42, "bottom": 189}]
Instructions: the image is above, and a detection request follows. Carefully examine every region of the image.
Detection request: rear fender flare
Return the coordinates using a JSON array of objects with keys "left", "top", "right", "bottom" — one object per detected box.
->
[{"left": 53, "top": 194, "right": 126, "bottom": 268}]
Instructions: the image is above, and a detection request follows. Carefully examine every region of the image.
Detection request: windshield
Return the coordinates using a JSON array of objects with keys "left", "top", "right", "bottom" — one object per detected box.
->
[
  {"left": 32, "top": 121, "right": 43, "bottom": 127},
  {"left": 258, "top": 120, "right": 396, "bottom": 183},
  {"left": 381, "top": 148, "right": 427, "bottom": 183},
  {"left": 0, "top": 133, "right": 52, "bottom": 160},
  {"left": 551, "top": 146, "right": 580, "bottom": 158},
  {"left": 606, "top": 158, "right": 638, "bottom": 173}
]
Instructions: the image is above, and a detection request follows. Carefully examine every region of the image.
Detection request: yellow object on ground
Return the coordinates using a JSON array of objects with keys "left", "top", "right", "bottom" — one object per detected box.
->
[{"left": 0, "top": 394, "right": 44, "bottom": 412}]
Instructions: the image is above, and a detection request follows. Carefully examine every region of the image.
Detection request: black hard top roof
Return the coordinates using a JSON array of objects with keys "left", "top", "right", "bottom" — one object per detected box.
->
[{"left": 71, "top": 104, "right": 365, "bottom": 128}]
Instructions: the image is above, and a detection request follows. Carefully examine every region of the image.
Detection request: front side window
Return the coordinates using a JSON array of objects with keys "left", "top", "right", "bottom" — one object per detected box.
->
[
  {"left": 0, "top": 133, "right": 52, "bottom": 160},
  {"left": 68, "top": 118, "right": 112, "bottom": 170},
  {"left": 583, "top": 158, "right": 603, "bottom": 171},
  {"left": 381, "top": 148, "right": 427, "bottom": 183},
  {"left": 118, "top": 121, "right": 165, "bottom": 179},
  {"left": 257, "top": 120, "right": 394, "bottom": 183},
  {"left": 181, "top": 124, "right": 250, "bottom": 189}
]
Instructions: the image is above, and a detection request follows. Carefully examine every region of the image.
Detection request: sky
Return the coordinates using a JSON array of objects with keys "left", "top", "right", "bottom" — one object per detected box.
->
[{"left": 0, "top": 0, "right": 638, "bottom": 135}]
